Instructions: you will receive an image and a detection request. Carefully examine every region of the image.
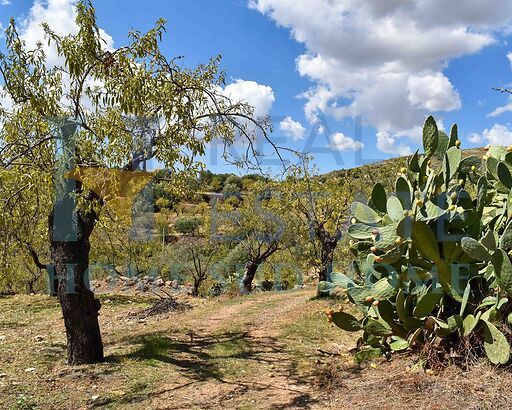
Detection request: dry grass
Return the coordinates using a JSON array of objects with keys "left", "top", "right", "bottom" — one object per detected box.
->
[{"left": 2, "top": 290, "right": 512, "bottom": 409}]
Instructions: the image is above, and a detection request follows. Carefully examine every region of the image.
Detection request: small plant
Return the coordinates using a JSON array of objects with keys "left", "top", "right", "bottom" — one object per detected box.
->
[
  {"left": 321, "top": 116, "right": 512, "bottom": 365},
  {"left": 173, "top": 216, "right": 202, "bottom": 235}
]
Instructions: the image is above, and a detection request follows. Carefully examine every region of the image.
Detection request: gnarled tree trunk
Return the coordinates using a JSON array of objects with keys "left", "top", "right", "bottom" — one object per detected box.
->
[
  {"left": 317, "top": 228, "right": 341, "bottom": 282},
  {"left": 49, "top": 203, "right": 104, "bottom": 365},
  {"left": 242, "top": 261, "right": 259, "bottom": 294}
]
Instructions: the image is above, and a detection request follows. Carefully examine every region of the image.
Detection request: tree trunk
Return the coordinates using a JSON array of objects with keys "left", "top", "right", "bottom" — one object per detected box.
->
[
  {"left": 49, "top": 205, "right": 104, "bottom": 365},
  {"left": 242, "top": 262, "right": 259, "bottom": 294},
  {"left": 318, "top": 256, "right": 333, "bottom": 282}
]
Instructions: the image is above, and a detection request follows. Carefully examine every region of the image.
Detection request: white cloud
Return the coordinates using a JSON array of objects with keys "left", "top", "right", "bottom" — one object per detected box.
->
[
  {"left": 482, "top": 123, "right": 512, "bottom": 145},
  {"left": 330, "top": 132, "right": 363, "bottom": 151},
  {"left": 20, "top": 0, "right": 114, "bottom": 68},
  {"left": 407, "top": 71, "right": 461, "bottom": 111},
  {"left": 468, "top": 133, "right": 483, "bottom": 144},
  {"left": 249, "top": 0, "right": 512, "bottom": 154},
  {"left": 470, "top": 123, "right": 512, "bottom": 146},
  {"left": 507, "top": 52, "right": 512, "bottom": 69},
  {"left": 488, "top": 95, "right": 512, "bottom": 117},
  {"left": 1, "top": 0, "right": 11, "bottom": 6},
  {"left": 376, "top": 131, "right": 413, "bottom": 156},
  {"left": 279, "top": 116, "right": 305, "bottom": 140},
  {"left": 223, "top": 79, "right": 275, "bottom": 118}
]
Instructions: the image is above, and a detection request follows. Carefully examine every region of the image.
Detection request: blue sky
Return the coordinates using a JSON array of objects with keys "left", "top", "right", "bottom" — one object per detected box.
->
[{"left": 2, "top": 0, "right": 512, "bottom": 174}]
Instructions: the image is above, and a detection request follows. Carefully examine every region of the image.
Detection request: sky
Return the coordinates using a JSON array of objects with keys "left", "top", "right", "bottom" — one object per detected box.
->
[{"left": 2, "top": 0, "right": 512, "bottom": 174}]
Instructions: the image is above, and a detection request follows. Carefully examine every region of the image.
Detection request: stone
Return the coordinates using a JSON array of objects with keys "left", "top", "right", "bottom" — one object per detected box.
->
[
  {"left": 155, "top": 279, "right": 164, "bottom": 287},
  {"left": 25, "top": 368, "right": 36, "bottom": 373},
  {"left": 34, "top": 335, "right": 44, "bottom": 342}
]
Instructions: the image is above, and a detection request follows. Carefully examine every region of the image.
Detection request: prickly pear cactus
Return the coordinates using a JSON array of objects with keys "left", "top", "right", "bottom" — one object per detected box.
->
[{"left": 322, "top": 116, "right": 512, "bottom": 365}]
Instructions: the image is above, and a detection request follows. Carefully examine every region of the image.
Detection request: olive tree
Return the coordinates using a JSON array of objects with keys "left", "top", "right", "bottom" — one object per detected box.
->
[{"left": 0, "top": 1, "right": 270, "bottom": 364}]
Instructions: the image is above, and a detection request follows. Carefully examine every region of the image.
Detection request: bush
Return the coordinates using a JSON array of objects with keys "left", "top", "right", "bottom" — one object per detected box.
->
[
  {"left": 173, "top": 216, "right": 202, "bottom": 235},
  {"left": 323, "top": 116, "right": 512, "bottom": 366}
]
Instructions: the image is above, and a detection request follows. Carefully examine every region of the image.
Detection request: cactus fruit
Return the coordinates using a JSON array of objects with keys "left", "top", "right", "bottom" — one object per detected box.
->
[{"left": 327, "top": 115, "right": 512, "bottom": 366}]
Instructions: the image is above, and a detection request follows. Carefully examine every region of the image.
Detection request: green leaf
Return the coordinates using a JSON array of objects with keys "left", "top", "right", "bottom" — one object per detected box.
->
[
  {"left": 483, "top": 320, "right": 510, "bottom": 365},
  {"left": 491, "top": 249, "right": 512, "bottom": 298},
  {"left": 480, "top": 230, "right": 497, "bottom": 252},
  {"left": 462, "top": 312, "right": 481, "bottom": 337},
  {"left": 448, "top": 124, "right": 458, "bottom": 148},
  {"left": 396, "top": 176, "right": 412, "bottom": 210},
  {"left": 371, "top": 276, "right": 398, "bottom": 300},
  {"left": 460, "top": 281, "right": 471, "bottom": 316},
  {"left": 387, "top": 196, "right": 404, "bottom": 222},
  {"left": 354, "top": 347, "right": 382, "bottom": 364},
  {"left": 500, "top": 221, "right": 512, "bottom": 250},
  {"left": 331, "top": 312, "right": 363, "bottom": 331},
  {"left": 443, "top": 146, "right": 462, "bottom": 182},
  {"left": 423, "top": 115, "right": 439, "bottom": 158},
  {"left": 317, "top": 281, "right": 337, "bottom": 296},
  {"left": 330, "top": 272, "right": 355, "bottom": 288},
  {"left": 497, "top": 161, "right": 512, "bottom": 189},
  {"left": 389, "top": 337, "right": 409, "bottom": 352},
  {"left": 461, "top": 237, "right": 492, "bottom": 261},
  {"left": 370, "top": 183, "right": 387, "bottom": 213},
  {"left": 411, "top": 220, "right": 441, "bottom": 263},
  {"left": 413, "top": 287, "right": 443, "bottom": 318},
  {"left": 348, "top": 223, "right": 374, "bottom": 240},
  {"left": 435, "top": 130, "right": 449, "bottom": 158},
  {"left": 459, "top": 155, "right": 481, "bottom": 173},
  {"left": 364, "top": 318, "right": 392, "bottom": 336},
  {"left": 350, "top": 202, "right": 382, "bottom": 224}
]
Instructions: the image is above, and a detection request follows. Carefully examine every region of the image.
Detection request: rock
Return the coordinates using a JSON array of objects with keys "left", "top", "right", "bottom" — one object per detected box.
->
[
  {"left": 34, "top": 335, "right": 44, "bottom": 342},
  {"left": 171, "top": 280, "right": 179, "bottom": 289},
  {"left": 165, "top": 281, "right": 172, "bottom": 287},
  {"left": 155, "top": 279, "right": 164, "bottom": 287},
  {"left": 91, "top": 395, "right": 100, "bottom": 402},
  {"left": 0, "top": 374, "right": 6, "bottom": 378},
  {"left": 0, "top": 336, "right": 6, "bottom": 341},
  {"left": 24, "top": 368, "right": 36, "bottom": 373}
]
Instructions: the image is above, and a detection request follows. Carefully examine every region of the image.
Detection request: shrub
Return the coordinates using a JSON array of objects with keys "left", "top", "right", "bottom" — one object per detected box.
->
[
  {"left": 322, "top": 116, "right": 512, "bottom": 366},
  {"left": 173, "top": 216, "right": 202, "bottom": 235}
]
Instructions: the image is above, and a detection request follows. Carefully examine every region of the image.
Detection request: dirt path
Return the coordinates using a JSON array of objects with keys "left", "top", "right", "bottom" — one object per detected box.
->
[{"left": 144, "top": 290, "right": 324, "bottom": 409}]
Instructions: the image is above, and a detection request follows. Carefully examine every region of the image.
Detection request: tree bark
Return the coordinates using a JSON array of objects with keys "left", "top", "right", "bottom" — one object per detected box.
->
[
  {"left": 242, "top": 262, "right": 259, "bottom": 294},
  {"left": 317, "top": 227, "right": 341, "bottom": 282},
  {"left": 49, "top": 205, "right": 104, "bottom": 365}
]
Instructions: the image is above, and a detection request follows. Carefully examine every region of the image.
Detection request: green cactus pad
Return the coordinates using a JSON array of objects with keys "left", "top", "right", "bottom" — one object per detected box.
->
[
  {"left": 350, "top": 202, "right": 382, "bottom": 224},
  {"left": 461, "top": 237, "right": 492, "bottom": 261},
  {"left": 491, "top": 249, "right": 512, "bottom": 298},
  {"left": 370, "top": 183, "right": 387, "bottom": 213},
  {"left": 331, "top": 312, "right": 362, "bottom": 331},
  {"left": 482, "top": 320, "right": 510, "bottom": 365},
  {"left": 422, "top": 115, "right": 439, "bottom": 158},
  {"left": 413, "top": 286, "right": 443, "bottom": 318}
]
